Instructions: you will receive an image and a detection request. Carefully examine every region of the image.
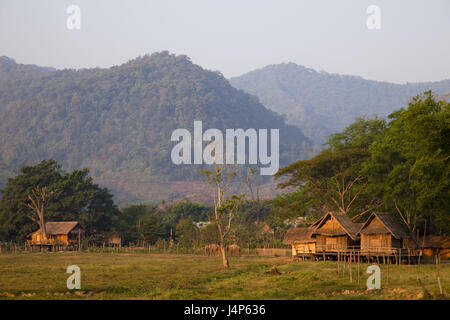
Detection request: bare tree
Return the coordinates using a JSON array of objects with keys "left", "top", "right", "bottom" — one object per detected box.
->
[
  {"left": 26, "top": 186, "right": 56, "bottom": 242},
  {"left": 394, "top": 201, "right": 420, "bottom": 248},
  {"left": 201, "top": 162, "right": 253, "bottom": 268},
  {"left": 247, "top": 169, "right": 263, "bottom": 222},
  {"left": 275, "top": 148, "right": 380, "bottom": 221},
  {"left": 307, "top": 173, "right": 381, "bottom": 221}
]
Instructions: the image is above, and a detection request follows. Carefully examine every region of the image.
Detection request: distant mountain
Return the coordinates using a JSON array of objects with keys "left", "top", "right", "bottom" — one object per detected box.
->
[
  {"left": 230, "top": 63, "right": 450, "bottom": 145},
  {"left": 0, "top": 53, "right": 312, "bottom": 203},
  {"left": 0, "top": 56, "right": 55, "bottom": 81}
]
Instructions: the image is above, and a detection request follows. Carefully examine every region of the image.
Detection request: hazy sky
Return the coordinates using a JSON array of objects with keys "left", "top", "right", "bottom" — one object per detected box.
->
[{"left": 1, "top": 0, "right": 449, "bottom": 83}]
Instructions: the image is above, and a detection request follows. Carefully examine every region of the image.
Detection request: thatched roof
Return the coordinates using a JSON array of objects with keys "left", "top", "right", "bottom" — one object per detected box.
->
[
  {"left": 358, "top": 213, "right": 408, "bottom": 239},
  {"left": 311, "top": 212, "right": 361, "bottom": 240},
  {"left": 310, "top": 215, "right": 326, "bottom": 228},
  {"left": 283, "top": 227, "right": 315, "bottom": 244},
  {"left": 33, "top": 221, "right": 83, "bottom": 235}
]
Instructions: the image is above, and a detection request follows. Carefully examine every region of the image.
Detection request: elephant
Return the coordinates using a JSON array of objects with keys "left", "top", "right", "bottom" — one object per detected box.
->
[
  {"left": 226, "top": 244, "right": 241, "bottom": 256},
  {"left": 205, "top": 244, "right": 220, "bottom": 256}
]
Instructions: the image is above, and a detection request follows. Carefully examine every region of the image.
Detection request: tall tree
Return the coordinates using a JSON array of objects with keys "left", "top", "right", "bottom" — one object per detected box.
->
[
  {"left": 274, "top": 117, "right": 387, "bottom": 221},
  {"left": 363, "top": 91, "right": 450, "bottom": 234},
  {"left": 25, "top": 186, "right": 56, "bottom": 241},
  {"left": 275, "top": 148, "right": 378, "bottom": 220}
]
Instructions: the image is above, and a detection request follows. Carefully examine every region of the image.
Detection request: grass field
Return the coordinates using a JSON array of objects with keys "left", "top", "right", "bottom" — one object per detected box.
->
[{"left": 0, "top": 252, "right": 448, "bottom": 300}]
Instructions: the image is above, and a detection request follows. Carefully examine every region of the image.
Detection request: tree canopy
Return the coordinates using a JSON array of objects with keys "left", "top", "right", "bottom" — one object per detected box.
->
[
  {"left": 363, "top": 92, "right": 449, "bottom": 233},
  {"left": 0, "top": 159, "right": 119, "bottom": 241},
  {"left": 274, "top": 92, "right": 449, "bottom": 234}
]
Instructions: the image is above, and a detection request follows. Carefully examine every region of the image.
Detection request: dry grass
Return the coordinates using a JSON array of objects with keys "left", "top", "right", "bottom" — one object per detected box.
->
[{"left": 0, "top": 252, "right": 448, "bottom": 300}]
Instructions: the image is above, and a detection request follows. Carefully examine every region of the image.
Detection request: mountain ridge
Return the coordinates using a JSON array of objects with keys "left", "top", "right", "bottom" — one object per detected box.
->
[
  {"left": 0, "top": 52, "right": 312, "bottom": 203},
  {"left": 230, "top": 62, "right": 450, "bottom": 145}
]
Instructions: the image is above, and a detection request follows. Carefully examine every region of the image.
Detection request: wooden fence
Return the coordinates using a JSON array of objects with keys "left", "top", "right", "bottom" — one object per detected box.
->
[
  {"left": 0, "top": 241, "right": 294, "bottom": 257},
  {"left": 255, "top": 248, "right": 291, "bottom": 257}
]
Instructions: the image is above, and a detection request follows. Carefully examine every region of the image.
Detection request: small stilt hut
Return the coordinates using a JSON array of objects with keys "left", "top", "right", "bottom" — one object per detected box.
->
[
  {"left": 358, "top": 212, "right": 408, "bottom": 254},
  {"left": 29, "top": 221, "right": 84, "bottom": 251},
  {"left": 419, "top": 235, "right": 450, "bottom": 258},
  {"left": 310, "top": 212, "right": 361, "bottom": 252},
  {"left": 283, "top": 227, "right": 316, "bottom": 257}
]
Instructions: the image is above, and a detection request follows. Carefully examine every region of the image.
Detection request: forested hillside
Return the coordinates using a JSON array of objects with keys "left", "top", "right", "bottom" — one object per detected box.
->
[
  {"left": 230, "top": 63, "right": 450, "bottom": 145},
  {"left": 0, "top": 52, "right": 312, "bottom": 202},
  {"left": 0, "top": 56, "right": 55, "bottom": 81}
]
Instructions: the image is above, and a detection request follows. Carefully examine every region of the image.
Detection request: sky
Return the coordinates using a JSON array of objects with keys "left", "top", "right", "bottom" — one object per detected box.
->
[{"left": 0, "top": 0, "right": 449, "bottom": 83}]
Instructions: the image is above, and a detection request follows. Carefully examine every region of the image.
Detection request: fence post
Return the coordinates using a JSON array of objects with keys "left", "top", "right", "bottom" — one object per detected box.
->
[
  {"left": 349, "top": 251, "right": 353, "bottom": 283},
  {"left": 357, "top": 252, "right": 360, "bottom": 284},
  {"left": 387, "top": 255, "right": 390, "bottom": 285},
  {"left": 436, "top": 254, "right": 443, "bottom": 295},
  {"left": 337, "top": 250, "right": 340, "bottom": 274}
]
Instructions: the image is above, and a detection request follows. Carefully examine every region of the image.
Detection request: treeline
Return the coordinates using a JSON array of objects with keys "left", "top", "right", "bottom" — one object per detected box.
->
[
  {"left": 0, "top": 160, "right": 281, "bottom": 247},
  {"left": 273, "top": 92, "right": 449, "bottom": 235},
  {"left": 108, "top": 200, "right": 279, "bottom": 249},
  {"left": 1, "top": 91, "right": 447, "bottom": 246},
  {"left": 0, "top": 160, "right": 117, "bottom": 241}
]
